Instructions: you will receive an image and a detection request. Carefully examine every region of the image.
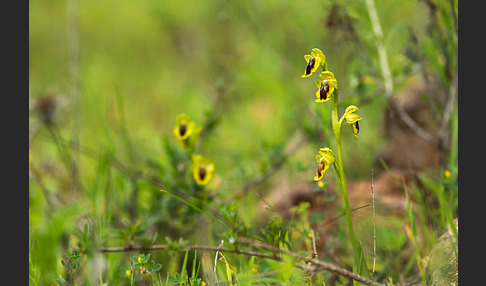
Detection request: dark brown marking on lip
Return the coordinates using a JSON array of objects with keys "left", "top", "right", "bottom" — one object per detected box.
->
[
  {"left": 198, "top": 166, "right": 207, "bottom": 181},
  {"left": 316, "top": 159, "right": 325, "bottom": 178},
  {"left": 179, "top": 124, "right": 187, "bottom": 136},
  {"left": 305, "top": 57, "right": 316, "bottom": 75},
  {"left": 320, "top": 80, "right": 329, "bottom": 100}
]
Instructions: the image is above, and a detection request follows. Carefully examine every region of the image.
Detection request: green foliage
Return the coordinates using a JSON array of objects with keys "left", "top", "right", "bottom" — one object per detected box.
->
[
  {"left": 29, "top": 0, "right": 457, "bottom": 284},
  {"left": 165, "top": 237, "right": 189, "bottom": 256},
  {"left": 60, "top": 250, "right": 82, "bottom": 279},
  {"left": 132, "top": 253, "right": 163, "bottom": 276}
]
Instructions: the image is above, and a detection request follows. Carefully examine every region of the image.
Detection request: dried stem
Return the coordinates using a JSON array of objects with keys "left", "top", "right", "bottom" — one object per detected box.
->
[
  {"left": 239, "top": 238, "right": 382, "bottom": 286},
  {"left": 311, "top": 229, "right": 318, "bottom": 260},
  {"left": 99, "top": 239, "right": 384, "bottom": 286},
  {"left": 371, "top": 168, "right": 376, "bottom": 280},
  {"left": 366, "top": 0, "right": 434, "bottom": 144},
  {"left": 67, "top": 0, "right": 81, "bottom": 199},
  {"left": 214, "top": 240, "right": 224, "bottom": 286}
]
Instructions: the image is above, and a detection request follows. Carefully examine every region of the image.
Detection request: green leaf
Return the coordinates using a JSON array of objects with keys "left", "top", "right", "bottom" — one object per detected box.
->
[
  {"left": 132, "top": 256, "right": 138, "bottom": 263},
  {"left": 144, "top": 253, "right": 150, "bottom": 263},
  {"left": 154, "top": 263, "right": 162, "bottom": 272},
  {"left": 122, "top": 218, "right": 131, "bottom": 228},
  {"left": 353, "top": 240, "right": 370, "bottom": 286},
  {"left": 168, "top": 274, "right": 180, "bottom": 283}
]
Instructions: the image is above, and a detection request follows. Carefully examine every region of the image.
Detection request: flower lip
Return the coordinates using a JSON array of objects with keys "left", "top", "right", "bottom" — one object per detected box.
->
[
  {"left": 320, "top": 80, "right": 329, "bottom": 101},
  {"left": 302, "top": 48, "right": 325, "bottom": 78},
  {"left": 198, "top": 166, "right": 207, "bottom": 181},
  {"left": 179, "top": 124, "right": 187, "bottom": 137},
  {"left": 305, "top": 57, "right": 316, "bottom": 76},
  {"left": 316, "top": 158, "right": 325, "bottom": 178},
  {"left": 174, "top": 114, "right": 193, "bottom": 141},
  {"left": 314, "top": 148, "right": 335, "bottom": 181},
  {"left": 314, "top": 71, "right": 337, "bottom": 103},
  {"left": 191, "top": 154, "right": 215, "bottom": 185}
]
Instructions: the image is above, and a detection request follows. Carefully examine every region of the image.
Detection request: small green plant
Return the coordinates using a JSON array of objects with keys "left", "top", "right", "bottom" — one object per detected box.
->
[
  {"left": 127, "top": 253, "right": 163, "bottom": 284},
  {"left": 59, "top": 249, "right": 82, "bottom": 285},
  {"left": 167, "top": 251, "right": 206, "bottom": 286}
]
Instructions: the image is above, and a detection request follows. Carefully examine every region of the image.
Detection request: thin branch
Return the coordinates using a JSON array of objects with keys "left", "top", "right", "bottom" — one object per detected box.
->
[
  {"left": 238, "top": 238, "right": 383, "bottom": 286},
  {"left": 437, "top": 73, "right": 457, "bottom": 166},
  {"left": 311, "top": 229, "right": 318, "bottom": 260},
  {"left": 99, "top": 244, "right": 278, "bottom": 261},
  {"left": 67, "top": 0, "right": 81, "bottom": 199},
  {"left": 371, "top": 168, "right": 376, "bottom": 280},
  {"left": 366, "top": 0, "right": 434, "bottom": 144},
  {"left": 407, "top": 26, "right": 442, "bottom": 123},
  {"left": 99, "top": 240, "right": 383, "bottom": 285},
  {"left": 319, "top": 204, "right": 370, "bottom": 228},
  {"left": 214, "top": 240, "right": 224, "bottom": 286}
]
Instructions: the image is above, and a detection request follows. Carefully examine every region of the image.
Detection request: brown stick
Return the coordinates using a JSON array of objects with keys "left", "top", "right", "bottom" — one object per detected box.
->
[
  {"left": 99, "top": 240, "right": 384, "bottom": 286},
  {"left": 366, "top": 0, "right": 434, "bottom": 144},
  {"left": 238, "top": 238, "right": 383, "bottom": 286},
  {"left": 100, "top": 244, "right": 278, "bottom": 261}
]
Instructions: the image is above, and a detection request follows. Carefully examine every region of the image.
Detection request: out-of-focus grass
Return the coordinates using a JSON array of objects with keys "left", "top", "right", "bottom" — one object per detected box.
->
[
  {"left": 29, "top": 0, "right": 455, "bottom": 285},
  {"left": 30, "top": 0, "right": 427, "bottom": 183}
]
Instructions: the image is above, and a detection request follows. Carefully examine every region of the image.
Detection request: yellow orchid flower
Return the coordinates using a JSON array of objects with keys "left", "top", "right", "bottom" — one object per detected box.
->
[
  {"left": 315, "top": 71, "right": 338, "bottom": 103},
  {"left": 191, "top": 154, "right": 215, "bottom": 186},
  {"left": 173, "top": 114, "right": 201, "bottom": 149},
  {"left": 302, "top": 48, "right": 326, "bottom": 78},
  {"left": 342, "top": 105, "right": 362, "bottom": 140},
  {"left": 314, "top": 147, "right": 335, "bottom": 181}
]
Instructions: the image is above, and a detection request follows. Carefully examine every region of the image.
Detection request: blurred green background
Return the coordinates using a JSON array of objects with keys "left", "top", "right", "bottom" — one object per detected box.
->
[
  {"left": 29, "top": 0, "right": 429, "bottom": 183},
  {"left": 30, "top": 0, "right": 455, "bottom": 284}
]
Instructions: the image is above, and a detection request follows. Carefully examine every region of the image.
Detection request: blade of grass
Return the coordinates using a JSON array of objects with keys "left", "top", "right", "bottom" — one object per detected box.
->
[
  {"left": 180, "top": 250, "right": 189, "bottom": 283},
  {"left": 404, "top": 184, "right": 426, "bottom": 285},
  {"left": 159, "top": 189, "right": 229, "bottom": 228},
  {"left": 192, "top": 250, "right": 198, "bottom": 278}
]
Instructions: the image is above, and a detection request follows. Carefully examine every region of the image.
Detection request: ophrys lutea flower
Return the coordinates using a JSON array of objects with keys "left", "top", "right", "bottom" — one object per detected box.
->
[
  {"left": 302, "top": 48, "right": 326, "bottom": 78},
  {"left": 315, "top": 71, "right": 338, "bottom": 103},
  {"left": 341, "top": 105, "right": 362, "bottom": 140},
  {"left": 314, "top": 147, "right": 335, "bottom": 181},
  {"left": 173, "top": 114, "right": 201, "bottom": 149},
  {"left": 191, "top": 154, "right": 215, "bottom": 186}
]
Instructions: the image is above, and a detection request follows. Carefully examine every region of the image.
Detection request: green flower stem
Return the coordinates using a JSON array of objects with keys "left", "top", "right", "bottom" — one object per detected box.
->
[{"left": 330, "top": 89, "right": 359, "bottom": 263}]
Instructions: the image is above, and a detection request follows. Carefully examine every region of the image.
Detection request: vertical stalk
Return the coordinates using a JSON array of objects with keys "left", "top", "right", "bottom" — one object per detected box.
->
[
  {"left": 68, "top": 0, "right": 81, "bottom": 199},
  {"left": 330, "top": 90, "right": 359, "bottom": 263}
]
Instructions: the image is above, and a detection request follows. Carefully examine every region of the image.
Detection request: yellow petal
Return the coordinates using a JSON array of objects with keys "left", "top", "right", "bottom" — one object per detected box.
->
[
  {"left": 344, "top": 105, "right": 359, "bottom": 114},
  {"left": 319, "top": 148, "right": 335, "bottom": 164},
  {"left": 345, "top": 113, "right": 362, "bottom": 124}
]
